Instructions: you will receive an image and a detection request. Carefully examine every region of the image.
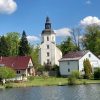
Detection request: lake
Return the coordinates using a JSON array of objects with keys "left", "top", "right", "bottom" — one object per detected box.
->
[{"left": 0, "top": 84, "right": 100, "bottom": 100}]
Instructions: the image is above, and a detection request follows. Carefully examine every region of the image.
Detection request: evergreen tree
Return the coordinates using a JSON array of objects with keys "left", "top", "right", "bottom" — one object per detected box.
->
[
  {"left": 0, "top": 36, "right": 10, "bottom": 56},
  {"left": 18, "top": 31, "right": 30, "bottom": 56},
  {"left": 83, "top": 59, "right": 92, "bottom": 79}
]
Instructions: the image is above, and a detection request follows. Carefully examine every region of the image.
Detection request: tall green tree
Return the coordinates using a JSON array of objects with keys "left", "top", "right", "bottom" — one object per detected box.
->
[
  {"left": 83, "top": 59, "right": 92, "bottom": 79},
  {"left": 18, "top": 31, "right": 31, "bottom": 56},
  {"left": 83, "top": 25, "right": 100, "bottom": 56},
  {"left": 30, "top": 45, "right": 41, "bottom": 69},
  {"left": 0, "top": 36, "right": 10, "bottom": 56},
  {"left": 6, "top": 32, "right": 20, "bottom": 56},
  {"left": 60, "top": 37, "right": 77, "bottom": 55}
]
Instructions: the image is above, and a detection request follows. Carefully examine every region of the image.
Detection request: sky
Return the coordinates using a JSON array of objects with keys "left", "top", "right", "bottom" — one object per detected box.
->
[{"left": 0, "top": 0, "right": 100, "bottom": 44}]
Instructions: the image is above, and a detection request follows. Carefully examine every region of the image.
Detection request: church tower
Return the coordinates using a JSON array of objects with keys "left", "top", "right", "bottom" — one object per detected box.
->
[
  {"left": 41, "top": 16, "right": 56, "bottom": 44},
  {"left": 39, "top": 17, "right": 62, "bottom": 66}
]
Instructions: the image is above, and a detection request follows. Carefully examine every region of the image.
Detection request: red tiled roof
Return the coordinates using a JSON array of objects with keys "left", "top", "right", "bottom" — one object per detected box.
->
[
  {"left": 63, "top": 50, "right": 89, "bottom": 59},
  {"left": 0, "top": 56, "right": 32, "bottom": 70}
]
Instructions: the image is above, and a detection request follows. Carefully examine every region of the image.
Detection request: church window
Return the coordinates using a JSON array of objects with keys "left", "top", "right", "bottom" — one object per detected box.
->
[
  {"left": 47, "top": 45, "right": 49, "bottom": 49},
  {"left": 47, "top": 59, "right": 50, "bottom": 64},
  {"left": 47, "top": 52, "right": 49, "bottom": 56},
  {"left": 47, "top": 36, "right": 49, "bottom": 41}
]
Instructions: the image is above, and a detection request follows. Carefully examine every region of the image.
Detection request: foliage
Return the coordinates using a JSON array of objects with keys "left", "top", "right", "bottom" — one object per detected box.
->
[
  {"left": 0, "top": 36, "right": 10, "bottom": 56},
  {"left": 18, "top": 31, "right": 31, "bottom": 56},
  {"left": 60, "top": 37, "right": 78, "bottom": 55},
  {"left": 83, "top": 25, "right": 100, "bottom": 56},
  {"left": 94, "top": 68, "right": 100, "bottom": 79},
  {"left": 68, "top": 70, "right": 80, "bottom": 85},
  {"left": 68, "top": 76, "right": 76, "bottom": 85},
  {"left": 71, "top": 70, "right": 80, "bottom": 79},
  {"left": 0, "top": 67, "right": 16, "bottom": 79},
  {"left": 83, "top": 59, "right": 92, "bottom": 79},
  {"left": 30, "top": 45, "right": 41, "bottom": 69},
  {"left": 6, "top": 32, "right": 20, "bottom": 56}
]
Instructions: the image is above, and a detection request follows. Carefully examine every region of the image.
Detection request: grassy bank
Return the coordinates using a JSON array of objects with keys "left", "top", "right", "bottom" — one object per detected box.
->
[{"left": 0, "top": 77, "right": 100, "bottom": 88}]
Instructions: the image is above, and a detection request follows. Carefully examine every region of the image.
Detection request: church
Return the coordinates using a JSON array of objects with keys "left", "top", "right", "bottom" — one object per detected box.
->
[{"left": 39, "top": 17, "right": 62, "bottom": 66}]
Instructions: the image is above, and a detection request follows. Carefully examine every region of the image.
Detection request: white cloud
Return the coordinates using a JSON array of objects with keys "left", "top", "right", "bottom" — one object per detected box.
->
[
  {"left": 0, "top": 0, "right": 17, "bottom": 14},
  {"left": 27, "top": 35, "right": 40, "bottom": 42},
  {"left": 86, "top": 0, "right": 92, "bottom": 5},
  {"left": 80, "top": 16, "right": 100, "bottom": 26},
  {"left": 54, "top": 28, "right": 71, "bottom": 37}
]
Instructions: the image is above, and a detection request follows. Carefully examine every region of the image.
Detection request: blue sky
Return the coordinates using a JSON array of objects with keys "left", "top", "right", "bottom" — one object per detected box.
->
[{"left": 0, "top": 0, "right": 100, "bottom": 44}]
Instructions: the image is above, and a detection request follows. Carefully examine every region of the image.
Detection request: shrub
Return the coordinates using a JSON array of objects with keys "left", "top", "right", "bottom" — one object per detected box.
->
[
  {"left": 68, "top": 71, "right": 79, "bottom": 85},
  {"left": 28, "top": 76, "right": 34, "bottom": 81},
  {"left": 94, "top": 68, "right": 100, "bottom": 79},
  {"left": 0, "top": 67, "right": 16, "bottom": 79},
  {"left": 83, "top": 59, "right": 92, "bottom": 79},
  {"left": 71, "top": 70, "right": 80, "bottom": 79},
  {"left": 68, "top": 76, "right": 76, "bottom": 85}
]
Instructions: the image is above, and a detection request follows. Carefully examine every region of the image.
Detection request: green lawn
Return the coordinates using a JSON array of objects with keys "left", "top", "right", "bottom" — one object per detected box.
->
[{"left": 0, "top": 77, "right": 100, "bottom": 88}]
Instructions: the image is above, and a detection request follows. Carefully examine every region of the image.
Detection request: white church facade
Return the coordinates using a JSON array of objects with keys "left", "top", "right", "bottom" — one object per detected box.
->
[{"left": 39, "top": 17, "right": 62, "bottom": 66}]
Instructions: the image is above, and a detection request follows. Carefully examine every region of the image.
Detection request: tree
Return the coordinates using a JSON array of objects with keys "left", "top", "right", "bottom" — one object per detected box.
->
[
  {"left": 6, "top": 32, "right": 20, "bottom": 56},
  {"left": 30, "top": 45, "right": 41, "bottom": 69},
  {"left": 83, "top": 25, "right": 100, "bottom": 56},
  {"left": 18, "top": 31, "right": 31, "bottom": 56},
  {"left": 0, "top": 36, "right": 10, "bottom": 56},
  {"left": 60, "top": 37, "right": 77, "bottom": 55},
  {"left": 71, "top": 27, "right": 82, "bottom": 51},
  {"left": 0, "top": 67, "right": 16, "bottom": 79},
  {"left": 94, "top": 68, "right": 100, "bottom": 79},
  {"left": 83, "top": 59, "right": 92, "bottom": 79}
]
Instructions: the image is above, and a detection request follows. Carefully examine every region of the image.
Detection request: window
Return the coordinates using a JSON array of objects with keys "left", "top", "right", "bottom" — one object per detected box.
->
[
  {"left": 68, "top": 61, "right": 70, "bottom": 65},
  {"left": 89, "top": 54, "right": 91, "bottom": 57},
  {"left": 47, "top": 52, "right": 49, "bottom": 56},
  {"left": 47, "top": 45, "right": 49, "bottom": 49},
  {"left": 68, "top": 68, "right": 70, "bottom": 72},
  {"left": 47, "top": 36, "right": 49, "bottom": 41},
  {"left": 47, "top": 59, "right": 50, "bottom": 64},
  {"left": 16, "top": 70, "right": 20, "bottom": 74}
]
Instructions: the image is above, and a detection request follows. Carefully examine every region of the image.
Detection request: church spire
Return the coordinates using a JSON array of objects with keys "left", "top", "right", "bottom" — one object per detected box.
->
[{"left": 45, "top": 16, "right": 51, "bottom": 29}]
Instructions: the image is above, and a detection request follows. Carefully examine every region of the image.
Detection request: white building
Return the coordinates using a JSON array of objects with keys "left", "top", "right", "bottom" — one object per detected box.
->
[
  {"left": 39, "top": 17, "right": 62, "bottom": 66},
  {"left": 59, "top": 50, "right": 100, "bottom": 76}
]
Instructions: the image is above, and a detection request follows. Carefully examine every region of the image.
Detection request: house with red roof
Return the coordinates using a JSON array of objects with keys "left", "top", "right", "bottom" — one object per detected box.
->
[
  {"left": 0, "top": 56, "right": 35, "bottom": 78},
  {"left": 59, "top": 50, "right": 100, "bottom": 76}
]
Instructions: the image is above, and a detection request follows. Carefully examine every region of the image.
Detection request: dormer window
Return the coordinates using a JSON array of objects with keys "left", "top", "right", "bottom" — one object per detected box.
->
[
  {"left": 47, "top": 36, "right": 49, "bottom": 41},
  {"left": 89, "top": 54, "right": 91, "bottom": 57}
]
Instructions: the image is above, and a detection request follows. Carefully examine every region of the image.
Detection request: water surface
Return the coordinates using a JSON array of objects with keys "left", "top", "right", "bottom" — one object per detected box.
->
[{"left": 0, "top": 84, "right": 100, "bottom": 100}]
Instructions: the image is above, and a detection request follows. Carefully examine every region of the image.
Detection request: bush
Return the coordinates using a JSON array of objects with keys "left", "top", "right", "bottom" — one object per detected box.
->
[
  {"left": 83, "top": 59, "right": 92, "bottom": 79},
  {"left": 68, "top": 71, "right": 79, "bottom": 85},
  {"left": 68, "top": 76, "right": 76, "bottom": 85},
  {"left": 0, "top": 67, "right": 16, "bottom": 79},
  {"left": 94, "top": 68, "right": 100, "bottom": 79},
  {"left": 28, "top": 76, "right": 34, "bottom": 81},
  {"left": 71, "top": 70, "right": 80, "bottom": 79}
]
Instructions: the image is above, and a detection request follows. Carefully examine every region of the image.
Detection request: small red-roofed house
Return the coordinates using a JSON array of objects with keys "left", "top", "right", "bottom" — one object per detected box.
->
[{"left": 0, "top": 56, "right": 35, "bottom": 79}]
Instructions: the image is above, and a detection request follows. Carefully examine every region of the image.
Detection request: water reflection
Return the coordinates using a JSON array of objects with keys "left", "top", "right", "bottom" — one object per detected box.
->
[{"left": 0, "top": 84, "right": 100, "bottom": 100}]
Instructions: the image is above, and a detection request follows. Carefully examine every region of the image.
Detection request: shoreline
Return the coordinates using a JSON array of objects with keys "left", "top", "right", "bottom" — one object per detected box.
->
[{"left": 0, "top": 77, "right": 100, "bottom": 89}]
